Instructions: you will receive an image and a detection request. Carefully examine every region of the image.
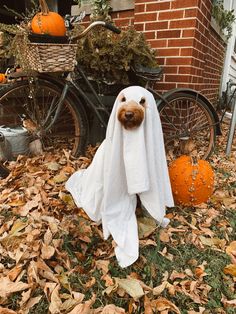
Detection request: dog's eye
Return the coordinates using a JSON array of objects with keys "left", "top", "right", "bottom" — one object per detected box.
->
[
  {"left": 121, "top": 96, "right": 126, "bottom": 102},
  {"left": 139, "top": 98, "right": 146, "bottom": 105}
]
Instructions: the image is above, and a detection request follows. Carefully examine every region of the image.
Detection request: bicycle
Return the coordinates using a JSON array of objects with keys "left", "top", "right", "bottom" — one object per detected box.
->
[{"left": 0, "top": 20, "right": 221, "bottom": 164}]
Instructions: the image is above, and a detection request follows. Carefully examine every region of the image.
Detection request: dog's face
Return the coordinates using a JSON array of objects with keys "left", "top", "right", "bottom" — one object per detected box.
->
[{"left": 117, "top": 93, "right": 146, "bottom": 130}]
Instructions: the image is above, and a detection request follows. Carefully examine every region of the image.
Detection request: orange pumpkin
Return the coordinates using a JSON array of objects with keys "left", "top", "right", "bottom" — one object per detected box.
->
[
  {"left": 168, "top": 155, "right": 214, "bottom": 206},
  {"left": 0, "top": 73, "right": 6, "bottom": 83},
  {"left": 31, "top": 0, "right": 66, "bottom": 37}
]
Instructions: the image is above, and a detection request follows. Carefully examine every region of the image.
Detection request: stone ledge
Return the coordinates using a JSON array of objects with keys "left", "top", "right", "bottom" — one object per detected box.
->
[{"left": 71, "top": 0, "right": 134, "bottom": 15}]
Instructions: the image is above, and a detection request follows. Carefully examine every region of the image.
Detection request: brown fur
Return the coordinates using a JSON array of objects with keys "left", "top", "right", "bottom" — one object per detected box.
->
[{"left": 117, "top": 99, "right": 145, "bottom": 130}]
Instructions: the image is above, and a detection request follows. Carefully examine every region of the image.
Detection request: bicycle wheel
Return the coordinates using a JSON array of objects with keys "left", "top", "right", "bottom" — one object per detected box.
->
[
  {"left": 158, "top": 92, "right": 216, "bottom": 161},
  {"left": 0, "top": 78, "right": 89, "bottom": 157}
]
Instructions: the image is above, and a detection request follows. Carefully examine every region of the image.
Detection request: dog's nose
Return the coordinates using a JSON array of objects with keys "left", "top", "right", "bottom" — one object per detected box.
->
[{"left": 125, "top": 111, "right": 134, "bottom": 120}]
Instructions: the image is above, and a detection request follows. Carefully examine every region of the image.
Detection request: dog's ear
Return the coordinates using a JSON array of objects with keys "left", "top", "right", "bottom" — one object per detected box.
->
[{"left": 119, "top": 93, "right": 126, "bottom": 103}]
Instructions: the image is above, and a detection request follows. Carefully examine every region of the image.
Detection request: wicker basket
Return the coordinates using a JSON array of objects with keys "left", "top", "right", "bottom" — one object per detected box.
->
[{"left": 24, "top": 42, "right": 78, "bottom": 73}]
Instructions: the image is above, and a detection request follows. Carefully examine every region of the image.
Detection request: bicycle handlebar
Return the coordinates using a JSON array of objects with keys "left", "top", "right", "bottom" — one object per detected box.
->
[
  {"left": 71, "top": 21, "right": 121, "bottom": 41},
  {"left": 104, "top": 22, "right": 121, "bottom": 34}
]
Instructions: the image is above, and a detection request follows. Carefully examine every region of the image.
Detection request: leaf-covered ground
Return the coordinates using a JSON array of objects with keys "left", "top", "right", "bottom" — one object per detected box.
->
[{"left": 0, "top": 121, "right": 235, "bottom": 314}]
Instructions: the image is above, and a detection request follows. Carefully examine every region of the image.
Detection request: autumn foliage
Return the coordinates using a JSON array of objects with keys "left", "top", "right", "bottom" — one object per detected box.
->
[{"left": 0, "top": 125, "right": 235, "bottom": 313}]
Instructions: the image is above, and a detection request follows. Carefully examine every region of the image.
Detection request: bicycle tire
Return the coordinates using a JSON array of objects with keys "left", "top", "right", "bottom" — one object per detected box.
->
[
  {"left": 157, "top": 92, "right": 216, "bottom": 161},
  {"left": 0, "top": 78, "right": 89, "bottom": 157}
]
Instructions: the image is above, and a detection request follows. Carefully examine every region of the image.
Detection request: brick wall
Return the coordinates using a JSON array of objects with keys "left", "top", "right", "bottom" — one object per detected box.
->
[
  {"left": 132, "top": 0, "right": 226, "bottom": 104},
  {"left": 84, "top": 0, "right": 226, "bottom": 104}
]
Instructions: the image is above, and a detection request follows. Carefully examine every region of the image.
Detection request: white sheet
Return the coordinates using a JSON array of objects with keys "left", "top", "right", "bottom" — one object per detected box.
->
[{"left": 66, "top": 86, "right": 174, "bottom": 267}]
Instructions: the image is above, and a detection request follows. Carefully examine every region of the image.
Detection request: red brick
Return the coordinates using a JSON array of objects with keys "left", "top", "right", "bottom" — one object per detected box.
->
[
  {"left": 180, "top": 48, "right": 193, "bottom": 56},
  {"left": 166, "top": 57, "right": 192, "bottom": 65},
  {"left": 135, "top": 4, "right": 145, "bottom": 13},
  {"left": 145, "top": 21, "right": 168, "bottom": 31},
  {"left": 115, "top": 19, "right": 133, "bottom": 27},
  {"left": 146, "top": 2, "right": 171, "bottom": 11},
  {"left": 146, "top": 2, "right": 170, "bottom": 12},
  {"left": 170, "top": 18, "right": 196, "bottom": 29},
  {"left": 118, "top": 10, "right": 134, "bottom": 18},
  {"left": 158, "top": 48, "right": 180, "bottom": 57},
  {"left": 166, "top": 74, "right": 191, "bottom": 82},
  {"left": 184, "top": 8, "right": 198, "bottom": 18},
  {"left": 150, "top": 39, "right": 168, "bottom": 48},
  {"left": 157, "top": 29, "right": 181, "bottom": 39},
  {"left": 164, "top": 66, "right": 178, "bottom": 74},
  {"left": 178, "top": 66, "right": 193, "bottom": 74},
  {"left": 177, "top": 83, "right": 196, "bottom": 90},
  {"left": 182, "top": 29, "right": 195, "bottom": 37},
  {"left": 171, "top": 0, "right": 199, "bottom": 9},
  {"left": 168, "top": 38, "right": 194, "bottom": 47},
  {"left": 135, "top": 0, "right": 156, "bottom": 3},
  {"left": 135, "top": 12, "right": 157, "bottom": 22},
  {"left": 155, "top": 82, "right": 177, "bottom": 91},
  {"left": 156, "top": 57, "right": 165, "bottom": 65},
  {"left": 111, "top": 12, "right": 118, "bottom": 19},
  {"left": 144, "top": 31, "right": 156, "bottom": 40},
  {"left": 134, "top": 23, "right": 144, "bottom": 31},
  {"left": 159, "top": 10, "right": 184, "bottom": 20}
]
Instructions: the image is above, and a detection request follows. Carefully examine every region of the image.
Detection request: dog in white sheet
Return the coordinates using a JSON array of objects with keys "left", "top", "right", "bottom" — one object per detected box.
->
[{"left": 66, "top": 86, "right": 174, "bottom": 268}]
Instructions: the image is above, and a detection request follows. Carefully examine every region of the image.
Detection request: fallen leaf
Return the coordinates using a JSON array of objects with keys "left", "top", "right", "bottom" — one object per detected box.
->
[
  {"left": 21, "top": 194, "right": 41, "bottom": 216},
  {"left": 159, "top": 229, "right": 170, "bottom": 243},
  {"left": 21, "top": 295, "right": 42, "bottom": 314},
  {"left": 53, "top": 172, "right": 68, "bottom": 183},
  {"left": 8, "top": 219, "right": 28, "bottom": 237},
  {"left": 226, "top": 241, "right": 236, "bottom": 263},
  {"left": 153, "top": 281, "right": 169, "bottom": 296},
  {"left": 224, "top": 264, "right": 236, "bottom": 277},
  {"left": 46, "top": 162, "right": 60, "bottom": 171},
  {"left": 44, "top": 228, "right": 53, "bottom": 245},
  {"left": 60, "top": 297, "right": 82, "bottom": 313},
  {"left": 0, "top": 308, "right": 17, "bottom": 314},
  {"left": 221, "top": 296, "right": 236, "bottom": 307},
  {"left": 67, "top": 295, "right": 95, "bottom": 314},
  {"left": 152, "top": 297, "right": 181, "bottom": 313},
  {"left": 85, "top": 277, "right": 96, "bottom": 289},
  {"left": 102, "top": 274, "right": 114, "bottom": 287},
  {"left": 7, "top": 264, "right": 23, "bottom": 281},
  {"left": 170, "top": 270, "right": 186, "bottom": 281},
  {"left": 187, "top": 307, "right": 205, "bottom": 314},
  {"left": 59, "top": 192, "right": 75, "bottom": 207},
  {"left": 49, "top": 284, "right": 62, "bottom": 314},
  {"left": 41, "top": 243, "right": 55, "bottom": 259},
  {"left": 199, "top": 235, "right": 226, "bottom": 249},
  {"left": 115, "top": 278, "right": 144, "bottom": 300},
  {"left": 0, "top": 276, "right": 30, "bottom": 300},
  {"left": 96, "top": 304, "right": 126, "bottom": 313},
  {"left": 95, "top": 260, "right": 110, "bottom": 275},
  {"left": 139, "top": 239, "right": 157, "bottom": 247},
  {"left": 144, "top": 295, "right": 153, "bottom": 314},
  {"left": 138, "top": 216, "right": 157, "bottom": 239}
]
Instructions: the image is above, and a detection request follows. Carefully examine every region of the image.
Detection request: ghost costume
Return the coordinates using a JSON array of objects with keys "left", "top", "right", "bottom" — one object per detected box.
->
[{"left": 66, "top": 86, "right": 174, "bottom": 268}]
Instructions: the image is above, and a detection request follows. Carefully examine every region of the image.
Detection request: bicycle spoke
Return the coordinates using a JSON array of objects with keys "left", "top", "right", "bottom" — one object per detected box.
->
[
  {"left": 159, "top": 93, "right": 216, "bottom": 161},
  {"left": 0, "top": 79, "right": 88, "bottom": 156}
]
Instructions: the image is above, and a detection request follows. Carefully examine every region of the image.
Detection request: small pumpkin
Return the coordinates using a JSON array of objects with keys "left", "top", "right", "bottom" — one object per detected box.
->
[
  {"left": 0, "top": 73, "right": 6, "bottom": 83},
  {"left": 31, "top": 0, "right": 66, "bottom": 37},
  {"left": 168, "top": 155, "right": 214, "bottom": 206}
]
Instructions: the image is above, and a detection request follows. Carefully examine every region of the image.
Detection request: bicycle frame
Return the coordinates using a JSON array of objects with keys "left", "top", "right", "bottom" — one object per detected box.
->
[
  {"left": 38, "top": 66, "right": 221, "bottom": 137},
  {"left": 42, "top": 66, "right": 112, "bottom": 132}
]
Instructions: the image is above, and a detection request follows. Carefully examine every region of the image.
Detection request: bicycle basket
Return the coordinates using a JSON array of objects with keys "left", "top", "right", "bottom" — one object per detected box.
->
[{"left": 25, "top": 42, "right": 78, "bottom": 73}]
